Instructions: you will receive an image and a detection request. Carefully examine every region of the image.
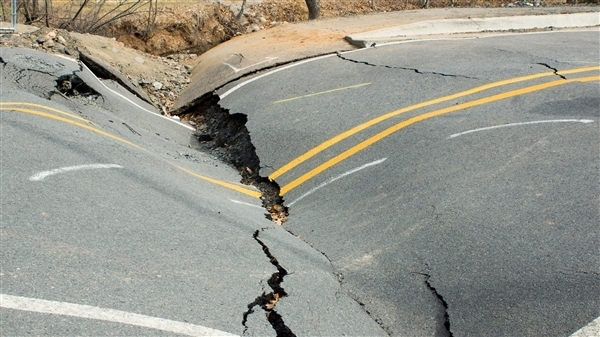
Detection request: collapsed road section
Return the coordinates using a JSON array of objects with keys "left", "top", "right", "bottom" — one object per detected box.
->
[{"left": 174, "top": 92, "right": 289, "bottom": 225}]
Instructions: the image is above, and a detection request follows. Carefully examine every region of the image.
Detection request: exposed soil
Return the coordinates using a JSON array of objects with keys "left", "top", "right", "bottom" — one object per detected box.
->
[{"left": 72, "top": 0, "right": 588, "bottom": 56}]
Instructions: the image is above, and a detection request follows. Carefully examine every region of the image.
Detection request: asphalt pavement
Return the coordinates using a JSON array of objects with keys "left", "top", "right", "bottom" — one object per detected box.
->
[
  {"left": 0, "top": 48, "right": 386, "bottom": 336},
  {"left": 216, "top": 30, "right": 599, "bottom": 336},
  {"left": 2, "top": 6, "right": 599, "bottom": 337},
  {"left": 174, "top": 6, "right": 599, "bottom": 111}
]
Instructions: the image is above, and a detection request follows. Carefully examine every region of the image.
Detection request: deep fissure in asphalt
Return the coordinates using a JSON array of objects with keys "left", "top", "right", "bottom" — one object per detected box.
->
[
  {"left": 414, "top": 272, "right": 454, "bottom": 337},
  {"left": 55, "top": 73, "right": 101, "bottom": 99},
  {"left": 536, "top": 63, "right": 567, "bottom": 80},
  {"left": 175, "top": 92, "right": 288, "bottom": 223},
  {"left": 242, "top": 229, "right": 296, "bottom": 337}
]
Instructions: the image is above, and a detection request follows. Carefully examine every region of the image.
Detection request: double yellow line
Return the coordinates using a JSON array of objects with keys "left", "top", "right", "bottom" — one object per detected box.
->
[
  {"left": 270, "top": 66, "right": 600, "bottom": 196},
  {"left": 0, "top": 102, "right": 261, "bottom": 198},
  {"left": 4, "top": 65, "right": 598, "bottom": 199}
]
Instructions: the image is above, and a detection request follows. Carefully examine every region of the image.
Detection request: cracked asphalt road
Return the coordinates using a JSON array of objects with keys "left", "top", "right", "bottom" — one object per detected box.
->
[
  {"left": 0, "top": 48, "right": 387, "bottom": 336},
  {"left": 219, "top": 30, "right": 600, "bottom": 336}
]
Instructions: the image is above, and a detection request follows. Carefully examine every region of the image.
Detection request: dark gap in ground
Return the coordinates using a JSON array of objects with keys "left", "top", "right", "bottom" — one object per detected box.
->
[
  {"left": 413, "top": 272, "right": 453, "bottom": 337},
  {"left": 55, "top": 73, "right": 101, "bottom": 99},
  {"left": 536, "top": 62, "right": 567, "bottom": 79},
  {"left": 242, "top": 229, "right": 296, "bottom": 337},
  {"left": 174, "top": 92, "right": 288, "bottom": 223}
]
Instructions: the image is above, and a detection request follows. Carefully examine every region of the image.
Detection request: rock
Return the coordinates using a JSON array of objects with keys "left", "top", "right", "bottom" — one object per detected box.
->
[
  {"left": 184, "top": 65, "right": 194, "bottom": 72},
  {"left": 54, "top": 43, "right": 66, "bottom": 53},
  {"left": 57, "top": 35, "right": 66, "bottom": 44},
  {"left": 258, "top": 17, "right": 267, "bottom": 23},
  {"left": 135, "top": 56, "right": 145, "bottom": 64},
  {"left": 36, "top": 35, "right": 47, "bottom": 43},
  {"left": 46, "top": 31, "right": 56, "bottom": 39},
  {"left": 43, "top": 39, "right": 55, "bottom": 48},
  {"left": 65, "top": 47, "right": 78, "bottom": 56},
  {"left": 152, "top": 81, "right": 163, "bottom": 90},
  {"left": 247, "top": 24, "right": 260, "bottom": 33}
]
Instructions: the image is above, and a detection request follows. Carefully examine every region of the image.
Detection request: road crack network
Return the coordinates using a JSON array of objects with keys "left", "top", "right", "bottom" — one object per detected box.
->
[
  {"left": 242, "top": 229, "right": 296, "bottom": 337},
  {"left": 336, "top": 52, "right": 477, "bottom": 79}
]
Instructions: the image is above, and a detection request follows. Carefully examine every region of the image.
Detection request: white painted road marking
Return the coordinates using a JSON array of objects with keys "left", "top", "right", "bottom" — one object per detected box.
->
[
  {"left": 219, "top": 54, "right": 335, "bottom": 99},
  {"left": 288, "top": 158, "right": 387, "bottom": 206},
  {"left": 229, "top": 199, "right": 263, "bottom": 209},
  {"left": 79, "top": 62, "right": 195, "bottom": 131},
  {"left": 570, "top": 316, "right": 600, "bottom": 337},
  {"left": 0, "top": 294, "right": 239, "bottom": 337},
  {"left": 223, "top": 56, "right": 278, "bottom": 73},
  {"left": 29, "top": 164, "right": 123, "bottom": 181},
  {"left": 447, "top": 119, "right": 594, "bottom": 139}
]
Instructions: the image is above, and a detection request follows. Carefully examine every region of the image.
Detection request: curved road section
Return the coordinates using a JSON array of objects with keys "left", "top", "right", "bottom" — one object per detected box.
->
[
  {"left": 0, "top": 48, "right": 385, "bottom": 336},
  {"left": 218, "top": 30, "right": 599, "bottom": 336}
]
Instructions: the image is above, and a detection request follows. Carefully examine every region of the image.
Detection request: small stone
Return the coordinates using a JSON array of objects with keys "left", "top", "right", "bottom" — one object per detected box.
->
[
  {"left": 65, "top": 47, "right": 78, "bottom": 56},
  {"left": 184, "top": 65, "right": 194, "bottom": 72},
  {"left": 57, "top": 35, "right": 66, "bottom": 44},
  {"left": 152, "top": 81, "right": 163, "bottom": 90},
  {"left": 112, "top": 47, "right": 119, "bottom": 53},
  {"left": 135, "top": 56, "right": 145, "bottom": 64},
  {"left": 46, "top": 31, "right": 56, "bottom": 39},
  {"left": 258, "top": 17, "right": 267, "bottom": 23},
  {"left": 36, "top": 35, "right": 47, "bottom": 43},
  {"left": 54, "top": 43, "right": 66, "bottom": 53},
  {"left": 43, "top": 39, "right": 55, "bottom": 48}
]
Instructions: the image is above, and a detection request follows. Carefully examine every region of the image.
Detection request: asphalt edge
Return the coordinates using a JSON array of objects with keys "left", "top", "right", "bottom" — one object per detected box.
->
[{"left": 345, "top": 12, "right": 600, "bottom": 48}]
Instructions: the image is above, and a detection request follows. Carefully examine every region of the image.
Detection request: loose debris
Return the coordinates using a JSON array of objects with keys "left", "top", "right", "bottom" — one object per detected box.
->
[
  {"left": 268, "top": 204, "right": 288, "bottom": 226},
  {"left": 1, "top": 27, "right": 195, "bottom": 114}
]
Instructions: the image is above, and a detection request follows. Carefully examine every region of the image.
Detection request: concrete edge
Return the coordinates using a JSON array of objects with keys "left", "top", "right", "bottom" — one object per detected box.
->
[
  {"left": 78, "top": 52, "right": 155, "bottom": 108},
  {"left": 345, "top": 12, "right": 600, "bottom": 48}
]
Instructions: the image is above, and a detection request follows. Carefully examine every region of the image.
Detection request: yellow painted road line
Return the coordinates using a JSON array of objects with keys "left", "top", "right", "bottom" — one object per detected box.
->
[
  {"left": 2, "top": 107, "right": 261, "bottom": 198},
  {"left": 273, "top": 82, "right": 372, "bottom": 104},
  {"left": 279, "top": 76, "right": 600, "bottom": 196},
  {"left": 1, "top": 107, "right": 142, "bottom": 148},
  {"left": 269, "top": 66, "right": 600, "bottom": 181},
  {"left": 175, "top": 165, "right": 261, "bottom": 198},
  {"left": 0, "top": 101, "right": 91, "bottom": 123}
]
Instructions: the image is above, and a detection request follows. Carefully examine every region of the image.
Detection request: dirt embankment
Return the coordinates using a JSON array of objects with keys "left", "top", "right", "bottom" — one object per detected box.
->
[
  {"left": 6, "top": 0, "right": 590, "bottom": 58},
  {"left": 80, "top": 0, "right": 592, "bottom": 56}
]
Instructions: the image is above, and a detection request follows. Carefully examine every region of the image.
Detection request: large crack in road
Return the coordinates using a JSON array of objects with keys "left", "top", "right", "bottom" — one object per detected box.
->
[
  {"left": 242, "top": 229, "right": 296, "bottom": 337},
  {"left": 175, "top": 92, "right": 289, "bottom": 224}
]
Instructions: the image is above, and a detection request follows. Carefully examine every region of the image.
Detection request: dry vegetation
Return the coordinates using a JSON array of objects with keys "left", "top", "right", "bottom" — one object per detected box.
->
[{"left": 1, "top": 0, "right": 596, "bottom": 56}]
